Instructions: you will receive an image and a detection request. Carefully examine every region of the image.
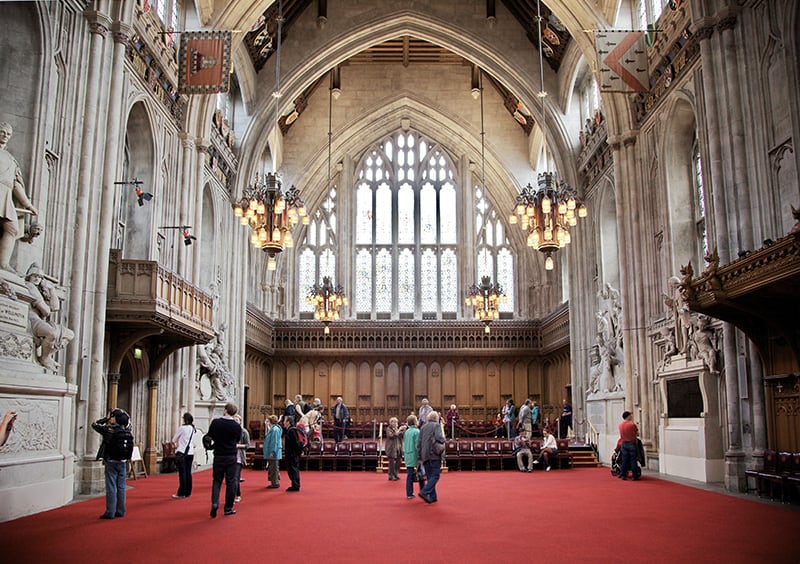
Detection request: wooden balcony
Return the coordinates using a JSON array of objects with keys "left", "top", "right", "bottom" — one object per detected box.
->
[{"left": 106, "top": 249, "right": 214, "bottom": 345}]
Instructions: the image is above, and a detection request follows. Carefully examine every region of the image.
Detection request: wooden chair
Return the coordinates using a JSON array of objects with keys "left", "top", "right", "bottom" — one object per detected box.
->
[
  {"left": 445, "top": 439, "right": 460, "bottom": 471},
  {"left": 752, "top": 450, "right": 778, "bottom": 497},
  {"left": 320, "top": 439, "right": 337, "bottom": 471},
  {"left": 500, "top": 440, "right": 514, "bottom": 470},
  {"left": 458, "top": 441, "right": 474, "bottom": 471},
  {"left": 486, "top": 440, "right": 503, "bottom": 470},
  {"left": 305, "top": 440, "right": 323, "bottom": 470},
  {"left": 160, "top": 441, "right": 176, "bottom": 473},
  {"left": 364, "top": 441, "right": 379, "bottom": 471},
  {"left": 471, "top": 440, "right": 488, "bottom": 470},
  {"left": 762, "top": 452, "right": 792, "bottom": 502},
  {"left": 556, "top": 439, "right": 572, "bottom": 469},
  {"left": 348, "top": 441, "right": 365, "bottom": 471}
]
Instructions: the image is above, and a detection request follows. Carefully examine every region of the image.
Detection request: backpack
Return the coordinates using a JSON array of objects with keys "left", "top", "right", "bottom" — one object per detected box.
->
[
  {"left": 202, "top": 433, "right": 215, "bottom": 451},
  {"left": 294, "top": 427, "right": 309, "bottom": 450},
  {"left": 106, "top": 427, "right": 134, "bottom": 460}
]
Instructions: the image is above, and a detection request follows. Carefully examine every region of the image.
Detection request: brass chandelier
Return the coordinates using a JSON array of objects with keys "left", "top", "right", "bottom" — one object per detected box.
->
[
  {"left": 466, "top": 276, "right": 506, "bottom": 333},
  {"left": 233, "top": 172, "right": 307, "bottom": 269},
  {"left": 509, "top": 0, "right": 587, "bottom": 271},
  {"left": 232, "top": 0, "right": 307, "bottom": 270},
  {"left": 306, "top": 276, "right": 347, "bottom": 334}
]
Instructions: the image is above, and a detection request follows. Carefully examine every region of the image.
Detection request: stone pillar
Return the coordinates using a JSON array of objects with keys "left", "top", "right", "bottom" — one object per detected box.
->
[
  {"left": 145, "top": 378, "right": 159, "bottom": 475},
  {"left": 107, "top": 372, "right": 120, "bottom": 411}
]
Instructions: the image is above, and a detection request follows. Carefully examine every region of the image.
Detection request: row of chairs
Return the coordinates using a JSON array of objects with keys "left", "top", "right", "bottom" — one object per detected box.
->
[
  {"left": 746, "top": 450, "right": 800, "bottom": 503},
  {"left": 249, "top": 439, "right": 381, "bottom": 471},
  {"left": 444, "top": 438, "right": 571, "bottom": 471}
]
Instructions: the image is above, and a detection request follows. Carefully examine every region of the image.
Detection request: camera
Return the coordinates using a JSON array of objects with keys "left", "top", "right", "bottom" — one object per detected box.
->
[{"left": 96, "top": 417, "right": 109, "bottom": 425}]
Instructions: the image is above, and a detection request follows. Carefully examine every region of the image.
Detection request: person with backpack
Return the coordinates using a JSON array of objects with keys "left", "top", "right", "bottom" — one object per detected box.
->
[
  {"left": 281, "top": 415, "right": 304, "bottom": 492},
  {"left": 207, "top": 403, "right": 242, "bottom": 517},
  {"left": 92, "top": 408, "right": 133, "bottom": 520}
]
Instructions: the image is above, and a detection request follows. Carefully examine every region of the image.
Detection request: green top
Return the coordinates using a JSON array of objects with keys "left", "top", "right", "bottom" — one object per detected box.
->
[{"left": 402, "top": 426, "right": 420, "bottom": 468}]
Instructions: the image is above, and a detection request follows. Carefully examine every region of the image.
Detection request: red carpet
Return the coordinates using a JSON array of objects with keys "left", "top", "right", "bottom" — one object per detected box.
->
[{"left": 2, "top": 467, "right": 798, "bottom": 563}]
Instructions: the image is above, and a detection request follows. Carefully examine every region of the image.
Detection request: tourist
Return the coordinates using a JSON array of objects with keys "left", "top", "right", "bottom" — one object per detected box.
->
[
  {"left": 403, "top": 415, "right": 425, "bottom": 499},
  {"left": 531, "top": 401, "right": 540, "bottom": 431},
  {"left": 518, "top": 399, "right": 533, "bottom": 436},
  {"left": 208, "top": 403, "right": 241, "bottom": 517},
  {"left": 332, "top": 397, "right": 349, "bottom": 443},
  {"left": 385, "top": 417, "right": 404, "bottom": 481},
  {"left": 171, "top": 412, "right": 195, "bottom": 499},
  {"left": 503, "top": 399, "right": 516, "bottom": 439},
  {"left": 533, "top": 427, "right": 558, "bottom": 471},
  {"left": 233, "top": 414, "right": 249, "bottom": 503},
  {"left": 282, "top": 415, "right": 303, "bottom": 491},
  {"left": 559, "top": 399, "right": 573, "bottom": 438},
  {"left": 417, "top": 411, "right": 445, "bottom": 504},
  {"left": 617, "top": 411, "right": 641, "bottom": 481},
  {"left": 514, "top": 432, "right": 534, "bottom": 472},
  {"left": 418, "top": 398, "right": 433, "bottom": 426},
  {"left": 92, "top": 409, "right": 133, "bottom": 519},
  {"left": 263, "top": 415, "right": 282, "bottom": 489},
  {"left": 445, "top": 404, "right": 460, "bottom": 438}
]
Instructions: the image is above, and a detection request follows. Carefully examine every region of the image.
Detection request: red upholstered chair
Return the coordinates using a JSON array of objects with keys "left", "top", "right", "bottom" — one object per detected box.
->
[
  {"left": 334, "top": 440, "right": 351, "bottom": 471},
  {"left": 500, "top": 440, "right": 514, "bottom": 470},
  {"left": 305, "top": 440, "right": 322, "bottom": 470},
  {"left": 161, "top": 441, "right": 177, "bottom": 473},
  {"left": 486, "top": 440, "right": 502, "bottom": 470},
  {"left": 364, "top": 441, "right": 379, "bottom": 471},
  {"left": 556, "top": 439, "right": 572, "bottom": 469},
  {"left": 471, "top": 440, "right": 488, "bottom": 470},
  {"left": 320, "top": 439, "right": 337, "bottom": 471},
  {"left": 445, "top": 439, "right": 460, "bottom": 471},
  {"left": 248, "top": 420, "right": 262, "bottom": 440},
  {"left": 751, "top": 450, "right": 778, "bottom": 497},
  {"left": 348, "top": 441, "right": 365, "bottom": 471},
  {"left": 458, "top": 440, "right": 475, "bottom": 471}
]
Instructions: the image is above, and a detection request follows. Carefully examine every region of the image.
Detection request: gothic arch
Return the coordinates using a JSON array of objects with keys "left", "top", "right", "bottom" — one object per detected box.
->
[{"left": 121, "top": 101, "right": 156, "bottom": 259}]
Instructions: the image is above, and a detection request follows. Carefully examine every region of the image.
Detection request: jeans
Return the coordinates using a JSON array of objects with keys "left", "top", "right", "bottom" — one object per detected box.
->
[
  {"left": 619, "top": 441, "right": 641, "bottom": 479},
  {"left": 405, "top": 466, "right": 424, "bottom": 497},
  {"left": 211, "top": 455, "right": 238, "bottom": 511},
  {"left": 104, "top": 460, "right": 127, "bottom": 517},
  {"left": 176, "top": 454, "right": 193, "bottom": 497},
  {"left": 419, "top": 460, "right": 441, "bottom": 501}
]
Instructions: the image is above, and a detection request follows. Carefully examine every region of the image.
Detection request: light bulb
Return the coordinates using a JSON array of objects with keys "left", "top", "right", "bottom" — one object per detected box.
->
[
  {"left": 267, "top": 255, "right": 277, "bottom": 270},
  {"left": 545, "top": 255, "right": 554, "bottom": 270},
  {"left": 234, "top": 205, "right": 243, "bottom": 217}
]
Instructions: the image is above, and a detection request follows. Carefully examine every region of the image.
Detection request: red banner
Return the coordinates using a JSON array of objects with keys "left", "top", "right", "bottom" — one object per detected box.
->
[{"left": 178, "top": 31, "right": 232, "bottom": 95}]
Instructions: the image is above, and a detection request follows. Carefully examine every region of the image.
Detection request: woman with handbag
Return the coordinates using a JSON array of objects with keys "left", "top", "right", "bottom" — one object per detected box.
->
[
  {"left": 402, "top": 415, "right": 425, "bottom": 499},
  {"left": 171, "top": 412, "right": 195, "bottom": 499}
]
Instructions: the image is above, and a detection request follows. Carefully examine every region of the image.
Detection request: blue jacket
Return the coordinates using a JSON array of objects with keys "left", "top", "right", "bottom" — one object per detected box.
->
[{"left": 263, "top": 424, "right": 282, "bottom": 460}]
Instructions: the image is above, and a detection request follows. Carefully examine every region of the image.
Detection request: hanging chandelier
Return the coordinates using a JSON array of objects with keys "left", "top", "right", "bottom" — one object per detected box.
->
[
  {"left": 233, "top": 172, "right": 307, "bottom": 269},
  {"left": 509, "top": 172, "right": 586, "bottom": 270},
  {"left": 509, "top": 0, "right": 587, "bottom": 271},
  {"left": 306, "top": 276, "right": 347, "bottom": 334},
  {"left": 466, "top": 276, "right": 506, "bottom": 333},
  {"left": 232, "top": 0, "right": 307, "bottom": 271}
]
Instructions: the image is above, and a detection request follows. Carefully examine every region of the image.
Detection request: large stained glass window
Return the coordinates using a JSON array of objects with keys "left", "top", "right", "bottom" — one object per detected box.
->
[
  {"left": 474, "top": 187, "right": 514, "bottom": 313},
  {"left": 354, "top": 131, "right": 459, "bottom": 319},
  {"left": 297, "top": 185, "right": 340, "bottom": 314}
]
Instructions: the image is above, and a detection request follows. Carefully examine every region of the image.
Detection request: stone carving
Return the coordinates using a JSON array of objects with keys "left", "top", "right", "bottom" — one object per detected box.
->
[
  {"left": 0, "top": 399, "right": 59, "bottom": 455},
  {"left": 25, "top": 263, "right": 74, "bottom": 370},
  {"left": 660, "top": 275, "right": 720, "bottom": 373},
  {"left": 197, "top": 324, "right": 234, "bottom": 401},
  {"left": 0, "top": 122, "right": 38, "bottom": 272},
  {"left": 588, "top": 283, "right": 625, "bottom": 395},
  {"left": 0, "top": 331, "right": 34, "bottom": 360}
]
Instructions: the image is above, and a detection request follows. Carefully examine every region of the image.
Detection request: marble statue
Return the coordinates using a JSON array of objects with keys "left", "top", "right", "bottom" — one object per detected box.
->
[
  {"left": 0, "top": 123, "right": 38, "bottom": 272},
  {"left": 689, "top": 315, "right": 718, "bottom": 373},
  {"left": 589, "top": 283, "right": 625, "bottom": 394},
  {"left": 663, "top": 276, "right": 692, "bottom": 354},
  {"left": 25, "top": 263, "right": 74, "bottom": 370},
  {"left": 197, "top": 325, "right": 234, "bottom": 401}
]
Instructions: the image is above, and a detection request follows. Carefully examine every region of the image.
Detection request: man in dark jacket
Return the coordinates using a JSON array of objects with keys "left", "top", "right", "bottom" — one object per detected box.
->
[
  {"left": 282, "top": 415, "right": 303, "bottom": 491},
  {"left": 92, "top": 408, "right": 132, "bottom": 520},
  {"left": 208, "top": 403, "right": 243, "bottom": 517},
  {"left": 416, "top": 411, "right": 445, "bottom": 504}
]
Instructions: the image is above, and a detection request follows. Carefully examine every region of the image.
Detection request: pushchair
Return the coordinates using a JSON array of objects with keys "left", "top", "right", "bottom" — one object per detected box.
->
[
  {"left": 611, "top": 439, "right": 645, "bottom": 478},
  {"left": 610, "top": 447, "right": 621, "bottom": 477}
]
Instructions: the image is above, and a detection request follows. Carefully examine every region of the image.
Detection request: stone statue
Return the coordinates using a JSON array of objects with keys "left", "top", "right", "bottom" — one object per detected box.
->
[
  {"left": 663, "top": 276, "right": 692, "bottom": 354},
  {"left": 590, "top": 283, "right": 625, "bottom": 394},
  {"left": 25, "top": 263, "right": 74, "bottom": 370},
  {"left": 197, "top": 325, "right": 234, "bottom": 401},
  {"left": 0, "top": 123, "right": 38, "bottom": 272},
  {"left": 658, "top": 325, "right": 677, "bottom": 369},
  {"left": 689, "top": 315, "right": 718, "bottom": 373}
]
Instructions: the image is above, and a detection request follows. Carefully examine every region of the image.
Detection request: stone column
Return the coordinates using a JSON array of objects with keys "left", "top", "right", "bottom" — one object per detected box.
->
[
  {"left": 107, "top": 372, "right": 120, "bottom": 411},
  {"left": 145, "top": 378, "right": 159, "bottom": 475},
  {"left": 78, "top": 12, "right": 112, "bottom": 471}
]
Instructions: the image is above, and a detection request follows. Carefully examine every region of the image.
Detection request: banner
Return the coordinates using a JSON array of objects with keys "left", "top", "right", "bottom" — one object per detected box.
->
[
  {"left": 178, "top": 31, "right": 232, "bottom": 95},
  {"left": 594, "top": 31, "right": 649, "bottom": 93}
]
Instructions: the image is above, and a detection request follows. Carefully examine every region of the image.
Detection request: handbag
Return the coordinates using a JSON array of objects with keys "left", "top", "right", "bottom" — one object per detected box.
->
[{"left": 432, "top": 440, "right": 445, "bottom": 456}]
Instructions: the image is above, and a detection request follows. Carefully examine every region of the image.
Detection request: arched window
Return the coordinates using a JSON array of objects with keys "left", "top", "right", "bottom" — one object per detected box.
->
[
  {"left": 474, "top": 187, "right": 514, "bottom": 314},
  {"left": 692, "top": 137, "right": 708, "bottom": 259},
  {"left": 354, "top": 131, "right": 458, "bottom": 319},
  {"left": 297, "top": 186, "right": 339, "bottom": 314}
]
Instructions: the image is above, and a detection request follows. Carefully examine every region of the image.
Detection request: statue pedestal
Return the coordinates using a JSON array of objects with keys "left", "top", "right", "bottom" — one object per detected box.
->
[
  {"left": 656, "top": 356, "right": 724, "bottom": 482},
  {"left": 586, "top": 391, "right": 625, "bottom": 464}
]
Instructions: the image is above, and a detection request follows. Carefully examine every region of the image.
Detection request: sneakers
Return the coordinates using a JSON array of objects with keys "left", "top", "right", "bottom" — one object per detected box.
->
[
  {"left": 546, "top": 466, "right": 551, "bottom": 471},
  {"left": 224, "top": 509, "right": 237, "bottom": 516},
  {"left": 407, "top": 495, "right": 415, "bottom": 499},
  {"left": 533, "top": 460, "right": 540, "bottom": 465},
  {"left": 172, "top": 494, "right": 185, "bottom": 499},
  {"left": 234, "top": 496, "right": 241, "bottom": 503}
]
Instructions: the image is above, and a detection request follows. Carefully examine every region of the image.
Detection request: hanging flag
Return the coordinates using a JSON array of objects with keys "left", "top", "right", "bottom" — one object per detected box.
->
[
  {"left": 178, "top": 31, "right": 232, "bottom": 95},
  {"left": 594, "top": 30, "right": 649, "bottom": 92}
]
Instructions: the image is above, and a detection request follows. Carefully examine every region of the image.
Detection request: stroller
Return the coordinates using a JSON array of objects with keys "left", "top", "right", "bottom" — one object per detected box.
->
[{"left": 611, "top": 439, "right": 645, "bottom": 478}]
